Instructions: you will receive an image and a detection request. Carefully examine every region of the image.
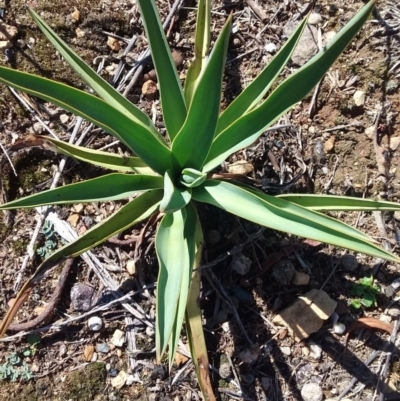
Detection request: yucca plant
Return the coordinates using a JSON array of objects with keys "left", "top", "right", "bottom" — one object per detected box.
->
[{"left": 0, "top": 0, "right": 397, "bottom": 398}]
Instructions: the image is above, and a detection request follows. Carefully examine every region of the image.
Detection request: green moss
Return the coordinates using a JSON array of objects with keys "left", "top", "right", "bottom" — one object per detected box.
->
[{"left": 60, "top": 362, "right": 107, "bottom": 401}]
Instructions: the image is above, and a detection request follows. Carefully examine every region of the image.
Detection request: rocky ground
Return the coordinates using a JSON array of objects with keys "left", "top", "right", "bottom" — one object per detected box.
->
[{"left": 0, "top": 0, "right": 400, "bottom": 400}]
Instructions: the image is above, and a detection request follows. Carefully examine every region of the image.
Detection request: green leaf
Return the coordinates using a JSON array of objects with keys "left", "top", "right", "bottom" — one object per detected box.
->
[
  {"left": 172, "top": 14, "right": 233, "bottom": 170},
  {"left": 0, "top": 174, "right": 163, "bottom": 209},
  {"left": 216, "top": 16, "right": 308, "bottom": 135},
  {"left": 155, "top": 208, "right": 192, "bottom": 361},
  {"left": 30, "top": 135, "right": 155, "bottom": 174},
  {"left": 28, "top": 8, "right": 161, "bottom": 139},
  {"left": 160, "top": 171, "right": 192, "bottom": 213},
  {"left": 180, "top": 168, "right": 207, "bottom": 188},
  {"left": 203, "top": 0, "right": 376, "bottom": 172},
  {"left": 167, "top": 203, "right": 200, "bottom": 367},
  {"left": 35, "top": 190, "right": 162, "bottom": 273},
  {"left": 0, "top": 67, "right": 172, "bottom": 175},
  {"left": 276, "top": 194, "right": 400, "bottom": 211},
  {"left": 192, "top": 180, "right": 400, "bottom": 262},
  {"left": 136, "top": 0, "right": 186, "bottom": 140},
  {"left": 184, "top": 0, "right": 211, "bottom": 107}
]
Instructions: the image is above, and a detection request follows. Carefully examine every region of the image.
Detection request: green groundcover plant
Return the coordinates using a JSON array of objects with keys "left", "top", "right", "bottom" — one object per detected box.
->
[{"left": 0, "top": 0, "right": 397, "bottom": 397}]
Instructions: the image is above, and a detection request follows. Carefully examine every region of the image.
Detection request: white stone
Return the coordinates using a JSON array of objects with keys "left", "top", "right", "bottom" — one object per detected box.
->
[
  {"left": 353, "top": 90, "right": 366, "bottom": 106},
  {"left": 60, "top": 114, "right": 69, "bottom": 124},
  {"left": 111, "top": 370, "right": 128, "bottom": 389},
  {"left": 88, "top": 316, "right": 103, "bottom": 332},
  {"left": 111, "top": 329, "right": 125, "bottom": 347},
  {"left": 333, "top": 322, "right": 346, "bottom": 335},
  {"left": 264, "top": 42, "right": 277, "bottom": 53},
  {"left": 280, "top": 346, "right": 291, "bottom": 356},
  {"left": 309, "top": 344, "right": 322, "bottom": 359},
  {"left": 308, "top": 13, "right": 322, "bottom": 25},
  {"left": 301, "top": 382, "right": 323, "bottom": 401}
]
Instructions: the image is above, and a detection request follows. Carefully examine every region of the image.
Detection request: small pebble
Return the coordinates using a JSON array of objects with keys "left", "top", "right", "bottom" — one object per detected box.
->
[
  {"left": 280, "top": 346, "right": 291, "bottom": 356},
  {"left": 126, "top": 260, "right": 136, "bottom": 275},
  {"left": 333, "top": 322, "right": 346, "bottom": 335},
  {"left": 111, "top": 370, "right": 128, "bottom": 389},
  {"left": 353, "top": 90, "right": 366, "bottom": 107},
  {"left": 96, "top": 343, "right": 110, "bottom": 354},
  {"left": 33, "top": 122, "right": 44, "bottom": 133},
  {"left": 324, "top": 30, "right": 336, "bottom": 43},
  {"left": 71, "top": 283, "right": 94, "bottom": 311},
  {"left": 292, "top": 270, "right": 310, "bottom": 286},
  {"left": 126, "top": 375, "right": 135, "bottom": 386},
  {"left": 301, "top": 382, "right": 323, "bottom": 401},
  {"left": 88, "top": 316, "right": 103, "bottom": 332},
  {"left": 309, "top": 344, "right": 322, "bottom": 360},
  {"left": 59, "top": 344, "right": 67, "bottom": 357},
  {"left": 59, "top": 114, "right": 69, "bottom": 124},
  {"left": 111, "top": 329, "right": 125, "bottom": 347},
  {"left": 341, "top": 254, "right": 358, "bottom": 271},
  {"left": 232, "top": 253, "right": 252, "bottom": 276},
  {"left": 145, "top": 326, "right": 154, "bottom": 336},
  {"left": 308, "top": 13, "right": 322, "bottom": 25},
  {"left": 264, "top": 42, "right": 277, "bottom": 53}
]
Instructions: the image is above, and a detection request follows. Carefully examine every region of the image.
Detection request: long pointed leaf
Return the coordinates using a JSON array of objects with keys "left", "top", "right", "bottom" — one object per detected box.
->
[
  {"left": 0, "top": 68, "right": 172, "bottom": 175},
  {"left": 136, "top": 0, "right": 186, "bottom": 140},
  {"left": 28, "top": 8, "right": 161, "bottom": 140},
  {"left": 16, "top": 134, "right": 154, "bottom": 174},
  {"left": 277, "top": 194, "right": 400, "bottom": 211},
  {"left": 203, "top": 0, "right": 376, "bottom": 172},
  {"left": 172, "top": 14, "right": 233, "bottom": 170},
  {"left": 192, "top": 180, "right": 400, "bottom": 262},
  {"left": 155, "top": 209, "right": 189, "bottom": 360},
  {"left": 0, "top": 174, "right": 163, "bottom": 209},
  {"left": 168, "top": 203, "right": 199, "bottom": 367},
  {"left": 183, "top": 0, "right": 211, "bottom": 107},
  {"left": 216, "top": 16, "right": 308, "bottom": 134}
]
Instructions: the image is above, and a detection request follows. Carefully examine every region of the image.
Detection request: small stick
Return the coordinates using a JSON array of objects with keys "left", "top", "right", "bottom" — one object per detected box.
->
[{"left": 245, "top": 0, "right": 268, "bottom": 23}]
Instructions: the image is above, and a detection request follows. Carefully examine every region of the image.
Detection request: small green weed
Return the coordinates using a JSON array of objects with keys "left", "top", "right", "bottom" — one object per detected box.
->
[{"left": 350, "top": 276, "right": 380, "bottom": 309}]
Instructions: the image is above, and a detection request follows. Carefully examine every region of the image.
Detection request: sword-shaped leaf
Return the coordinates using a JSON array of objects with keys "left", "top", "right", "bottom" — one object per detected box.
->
[{"left": 192, "top": 180, "right": 399, "bottom": 262}]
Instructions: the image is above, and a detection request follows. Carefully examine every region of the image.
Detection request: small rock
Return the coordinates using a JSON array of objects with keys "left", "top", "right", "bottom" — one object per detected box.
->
[
  {"left": 83, "top": 344, "right": 94, "bottom": 362},
  {"left": 353, "top": 90, "right": 366, "bottom": 106},
  {"left": 284, "top": 20, "right": 318, "bottom": 66},
  {"left": 88, "top": 316, "right": 103, "bottom": 332},
  {"left": 333, "top": 322, "right": 346, "bottom": 335},
  {"left": 239, "top": 345, "right": 259, "bottom": 364},
  {"left": 292, "top": 270, "right": 310, "bottom": 286},
  {"left": 227, "top": 160, "right": 254, "bottom": 175},
  {"left": 221, "top": 322, "right": 230, "bottom": 333},
  {"left": 31, "top": 363, "right": 40, "bottom": 373},
  {"left": 111, "top": 329, "right": 125, "bottom": 347},
  {"left": 280, "top": 346, "right": 291, "bottom": 356},
  {"left": 32, "top": 122, "right": 44, "bottom": 133},
  {"left": 91, "top": 352, "right": 98, "bottom": 362},
  {"left": 301, "top": 382, "right": 323, "bottom": 401},
  {"left": 302, "top": 347, "right": 310, "bottom": 356},
  {"left": 111, "top": 370, "right": 128, "bottom": 389},
  {"left": 0, "top": 22, "right": 18, "bottom": 40},
  {"left": 71, "top": 8, "right": 80, "bottom": 21},
  {"left": 232, "top": 253, "right": 252, "bottom": 276},
  {"left": 324, "top": 136, "right": 335, "bottom": 153},
  {"left": 309, "top": 344, "right": 322, "bottom": 359},
  {"left": 365, "top": 125, "right": 375, "bottom": 139},
  {"left": 107, "top": 36, "right": 120, "bottom": 51},
  {"left": 219, "top": 362, "right": 231, "bottom": 379},
  {"left": 341, "top": 254, "right": 358, "bottom": 271},
  {"left": 125, "top": 375, "right": 135, "bottom": 386},
  {"left": 142, "top": 80, "right": 158, "bottom": 100},
  {"left": 308, "top": 12, "right": 322, "bottom": 25},
  {"left": 145, "top": 326, "right": 154, "bottom": 336},
  {"left": 96, "top": 343, "right": 110, "bottom": 354},
  {"left": 59, "top": 344, "right": 67, "bottom": 357},
  {"left": 71, "top": 283, "right": 94, "bottom": 311},
  {"left": 59, "top": 114, "right": 69, "bottom": 124},
  {"left": 67, "top": 213, "right": 80, "bottom": 227},
  {"left": 390, "top": 136, "right": 400, "bottom": 151},
  {"left": 72, "top": 203, "right": 84, "bottom": 213},
  {"left": 76, "top": 28, "right": 85, "bottom": 38},
  {"left": 126, "top": 259, "right": 136, "bottom": 275},
  {"left": 264, "top": 42, "right": 277, "bottom": 53},
  {"left": 0, "top": 40, "right": 11, "bottom": 50},
  {"left": 272, "top": 259, "right": 295, "bottom": 285}
]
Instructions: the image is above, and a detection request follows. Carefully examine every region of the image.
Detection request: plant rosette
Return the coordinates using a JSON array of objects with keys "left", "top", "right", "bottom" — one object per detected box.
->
[{"left": 0, "top": 1, "right": 396, "bottom": 398}]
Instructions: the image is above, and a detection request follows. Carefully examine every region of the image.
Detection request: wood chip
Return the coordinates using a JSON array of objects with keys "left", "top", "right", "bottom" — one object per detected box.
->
[{"left": 83, "top": 344, "right": 94, "bottom": 362}]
